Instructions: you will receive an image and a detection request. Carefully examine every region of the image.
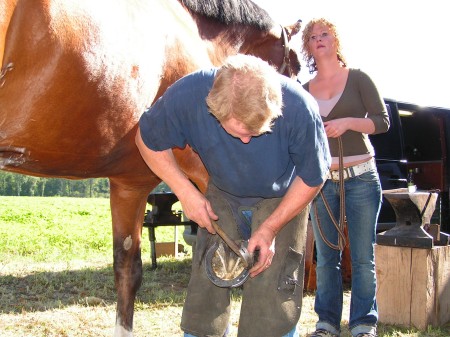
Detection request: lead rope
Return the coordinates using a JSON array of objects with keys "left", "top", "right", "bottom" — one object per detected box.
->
[{"left": 313, "top": 136, "right": 347, "bottom": 251}]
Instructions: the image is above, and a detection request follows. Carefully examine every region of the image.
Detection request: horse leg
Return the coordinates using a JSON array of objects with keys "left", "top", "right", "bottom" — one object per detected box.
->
[
  {"left": 304, "top": 220, "right": 317, "bottom": 291},
  {"left": 109, "top": 177, "right": 153, "bottom": 337},
  {"left": 173, "top": 146, "right": 209, "bottom": 193}
]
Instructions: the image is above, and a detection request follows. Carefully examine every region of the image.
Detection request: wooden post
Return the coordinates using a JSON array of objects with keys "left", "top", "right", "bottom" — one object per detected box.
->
[
  {"left": 375, "top": 244, "right": 450, "bottom": 330},
  {"left": 174, "top": 225, "right": 178, "bottom": 257}
]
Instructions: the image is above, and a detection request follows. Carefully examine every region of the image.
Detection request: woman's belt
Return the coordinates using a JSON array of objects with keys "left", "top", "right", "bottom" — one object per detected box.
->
[{"left": 327, "top": 158, "right": 376, "bottom": 181}]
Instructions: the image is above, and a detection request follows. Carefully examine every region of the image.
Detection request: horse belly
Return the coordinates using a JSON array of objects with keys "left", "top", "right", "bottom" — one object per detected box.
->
[{"left": 0, "top": 0, "right": 186, "bottom": 178}]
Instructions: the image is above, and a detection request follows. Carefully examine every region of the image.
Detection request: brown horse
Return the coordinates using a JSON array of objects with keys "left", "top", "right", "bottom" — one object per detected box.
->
[{"left": 0, "top": 0, "right": 302, "bottom": 335}]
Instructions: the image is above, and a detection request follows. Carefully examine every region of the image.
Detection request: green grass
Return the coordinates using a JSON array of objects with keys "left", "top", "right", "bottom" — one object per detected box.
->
[
  {"left": 0, "top": 196, "right": 189, "bottom": 265},
  {"left": 0, "top": 196, "right": 449, "bottom": 336},
  {"left": 0, "top": 197, "right": 113, "bottom": 263}
]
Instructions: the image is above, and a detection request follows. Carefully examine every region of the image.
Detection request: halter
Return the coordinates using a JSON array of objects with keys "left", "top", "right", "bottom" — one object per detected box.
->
[
  {"left": 0, "top": 62, "right": 14, "bottom": 88},
  {"left": 277, "top": 26, "right": 292, "bottom": 77}
]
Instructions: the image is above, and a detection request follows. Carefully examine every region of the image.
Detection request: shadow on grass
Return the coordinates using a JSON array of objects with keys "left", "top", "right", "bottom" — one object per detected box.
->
[
  {"left": 2, "top": 258, "right": 449, "bottom": 337},
  {"left": 0, "top": 258, "right": 192, "bottom": 314}
]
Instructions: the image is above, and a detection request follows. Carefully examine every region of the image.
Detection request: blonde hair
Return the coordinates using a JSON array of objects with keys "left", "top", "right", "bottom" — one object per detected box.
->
[
  {"left": 206, "top": 54, "right": 283, "bottom": 135},
  {"left": 301, "top": 18, "right": 347, "bottom": 74}
]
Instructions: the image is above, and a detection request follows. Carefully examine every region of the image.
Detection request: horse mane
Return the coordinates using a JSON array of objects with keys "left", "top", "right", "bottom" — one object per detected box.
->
[{"left": 180, "top": 0, "right": 274, "bottom": 31}]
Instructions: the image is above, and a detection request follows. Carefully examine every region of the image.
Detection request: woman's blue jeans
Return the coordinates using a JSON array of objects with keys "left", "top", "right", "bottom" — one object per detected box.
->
[{"left": 310, "top": 170, "right": 381, "bottom": 336}]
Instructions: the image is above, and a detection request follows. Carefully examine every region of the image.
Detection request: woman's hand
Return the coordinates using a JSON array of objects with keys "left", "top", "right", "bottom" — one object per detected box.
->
[
  {"left": 323, "top": 117, "right": 376, "bottom": 138},
  {"left": 323, "top": 118, "right": 349, "bottom": 138}
]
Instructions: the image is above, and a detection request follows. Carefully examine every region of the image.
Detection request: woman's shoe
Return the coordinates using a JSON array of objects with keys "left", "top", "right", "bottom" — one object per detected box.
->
[{"left": 308, "top": 329, "right": 339, "bottom": 337}]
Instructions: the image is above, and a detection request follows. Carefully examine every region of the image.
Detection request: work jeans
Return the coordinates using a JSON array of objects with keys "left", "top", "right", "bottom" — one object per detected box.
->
[
  {"left": 181, "top": 184, "right": 307, "bottom": 337},
  {"left": 310, "top": 170, "right": 381, "bottom": 336}
]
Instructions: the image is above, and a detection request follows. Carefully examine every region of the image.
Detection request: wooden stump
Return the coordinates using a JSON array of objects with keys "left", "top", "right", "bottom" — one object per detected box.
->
[
  {"left": 155, "top": 242, "right": 184, "bottom": 258},
  {"left": 375, "top": 244, "right": 450, "bottom": 329}
]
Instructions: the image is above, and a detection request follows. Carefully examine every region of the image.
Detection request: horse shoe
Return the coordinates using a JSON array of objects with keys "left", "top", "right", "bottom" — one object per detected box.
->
[
  {"left": 205, "top": 239, "right": 255, "bottom": 288},
  {"left": 204, "top": 221, "right": 257, "bottom": 288}
]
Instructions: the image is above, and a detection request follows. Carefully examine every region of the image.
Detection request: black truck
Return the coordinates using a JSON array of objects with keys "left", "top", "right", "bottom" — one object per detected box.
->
[{"left": 372, "top": 99, "right": 450, "bottom": 233}]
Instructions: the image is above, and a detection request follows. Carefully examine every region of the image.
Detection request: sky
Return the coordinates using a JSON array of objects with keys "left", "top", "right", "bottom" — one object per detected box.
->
[{"left": 253, "top": 0, "right": 450, "bottom": 109}]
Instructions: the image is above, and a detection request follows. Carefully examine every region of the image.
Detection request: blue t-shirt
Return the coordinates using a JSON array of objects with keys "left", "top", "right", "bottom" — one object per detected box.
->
[{"left": 139, "top": 68, "right": 330, "bottom": 198}]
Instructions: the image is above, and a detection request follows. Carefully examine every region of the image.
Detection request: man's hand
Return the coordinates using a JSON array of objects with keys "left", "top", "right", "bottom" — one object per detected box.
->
[
  {"left": 247, "top": 226, "right": 276, "bottom": 278},
  {"left": 177, "top": 188, "right": 218, "bottom": 234}
]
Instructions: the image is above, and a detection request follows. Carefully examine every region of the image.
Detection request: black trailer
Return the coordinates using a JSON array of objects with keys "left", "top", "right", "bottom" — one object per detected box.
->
[{"left": 371, "top": 99, "right": 450, "bottom": 233}]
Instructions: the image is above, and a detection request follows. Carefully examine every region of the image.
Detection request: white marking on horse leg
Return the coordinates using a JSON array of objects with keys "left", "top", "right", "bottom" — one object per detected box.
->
[
  {"left": 123, "top": 235, "right": 132, "bottom": 250},
  {"left": 114, "top": 323, "right": 133, "bottom": 337}
]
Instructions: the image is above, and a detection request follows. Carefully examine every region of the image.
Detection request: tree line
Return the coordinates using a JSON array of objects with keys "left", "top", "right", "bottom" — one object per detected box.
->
[{"left": 0, "top": 172, "right": 169, "bottom": 198}]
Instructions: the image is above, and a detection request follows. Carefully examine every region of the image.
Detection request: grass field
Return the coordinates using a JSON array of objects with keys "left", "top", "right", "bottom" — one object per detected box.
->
[{"left": 0, "top": 196, "right": 449, "bottom": 336}]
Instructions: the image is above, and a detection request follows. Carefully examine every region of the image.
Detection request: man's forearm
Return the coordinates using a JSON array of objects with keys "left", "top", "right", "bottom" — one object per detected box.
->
[
  {"left": 262, "top": 176, "right": 321, "bottom": 235},
  {"left": 135, "top": 128, "right": 218, "bottom": 231},
  {"left": 135, "top": 128, "right": 194, "bottom": 197}
]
